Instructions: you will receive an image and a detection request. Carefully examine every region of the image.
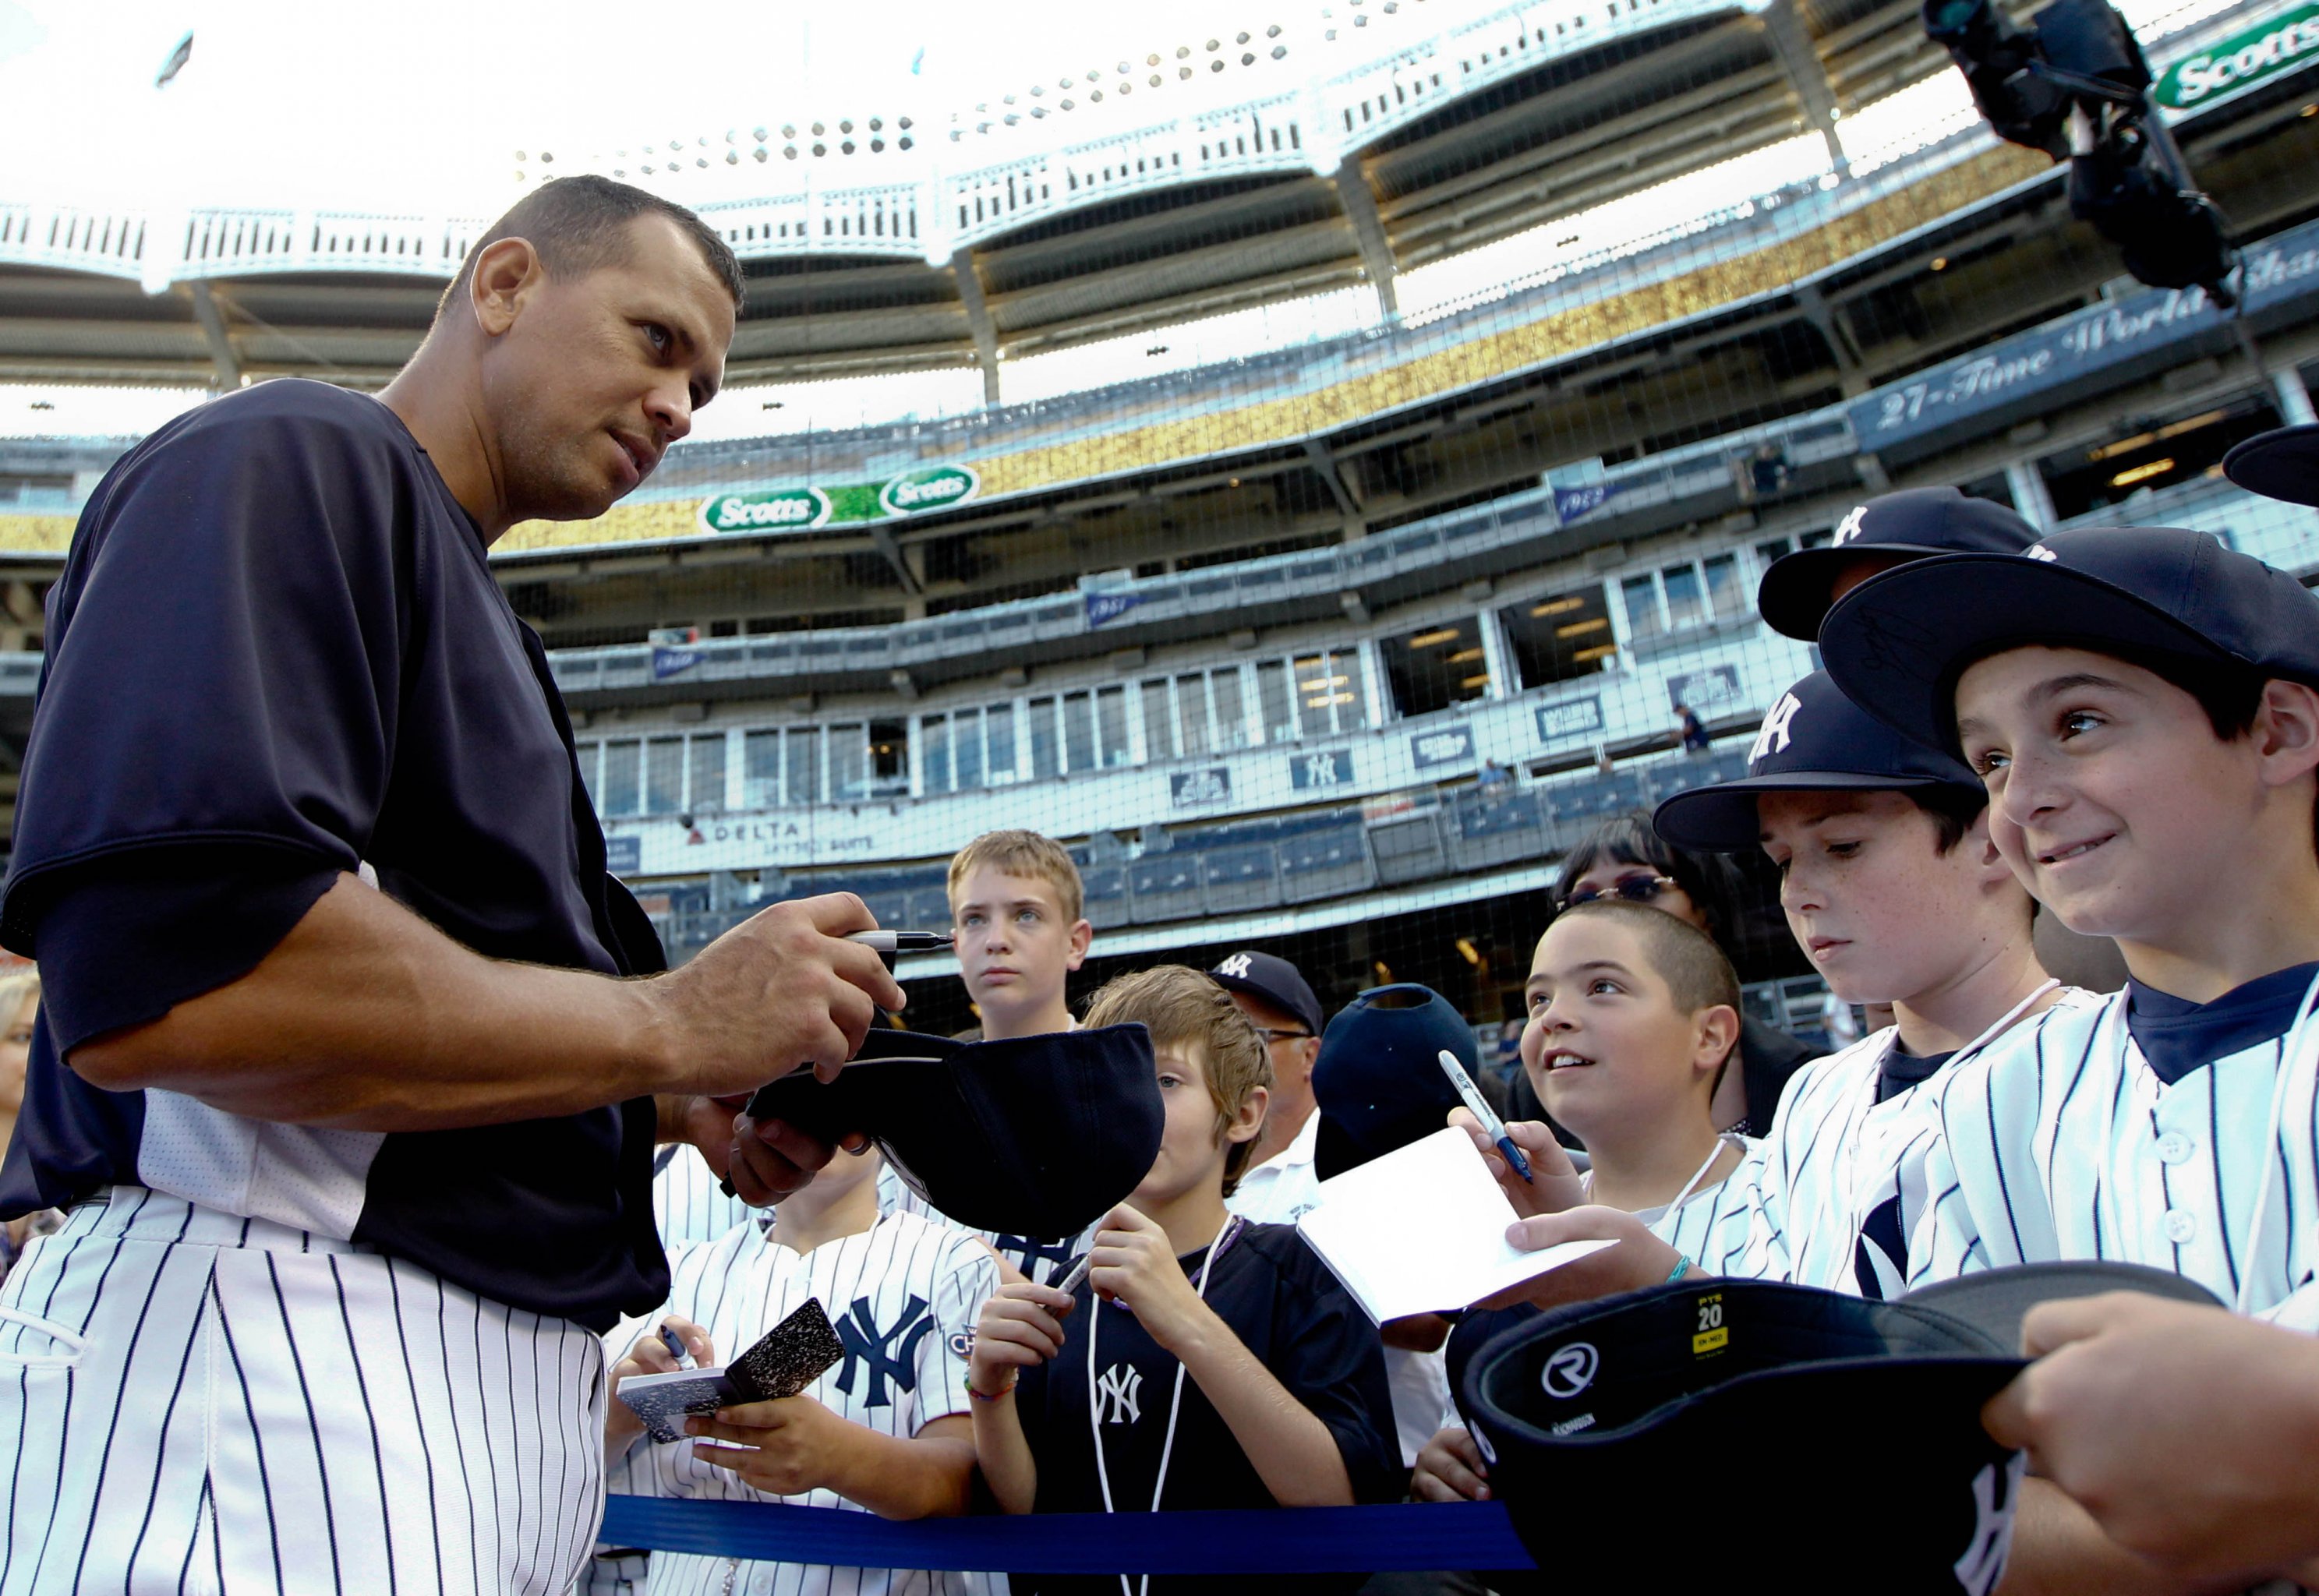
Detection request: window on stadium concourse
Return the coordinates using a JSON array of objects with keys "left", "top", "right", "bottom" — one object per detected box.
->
[
  {"left": 2037, "top": 394, "right": 2284, "bottom": 521},
  {"left": 1380, "top": 617, "right": 1492, "bottom": 719},
  {"left": 1617, "top": 552, "right": 1747, "bottom": 642},
  {"left": 1497, "top": 585, "right": 1615, "bottom": 690}
]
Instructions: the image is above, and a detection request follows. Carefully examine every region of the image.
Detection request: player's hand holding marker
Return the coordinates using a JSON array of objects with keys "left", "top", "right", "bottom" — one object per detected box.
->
[
  {"left": 1409, "top": 1425, "right": 1494, "bottom": 1503},
  {"left": 1446, "top": 1109, "right": 1695, "bottom": 1309},
  {"left": 967, "top": 1280, "right": 1077, "bottom": 1399},
  {"left": 648, "top": 892, "right": 906, "bottom": 1205}
]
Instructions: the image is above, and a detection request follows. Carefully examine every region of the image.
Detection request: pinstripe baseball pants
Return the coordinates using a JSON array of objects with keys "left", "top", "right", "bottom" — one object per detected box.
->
[{"left": 0, "top": 1187, "right": 608, "bottom": 1595}]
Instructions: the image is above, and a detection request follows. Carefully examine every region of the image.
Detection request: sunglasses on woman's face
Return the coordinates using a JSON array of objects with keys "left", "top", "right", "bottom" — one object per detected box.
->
[{"left": 1558, "top": 874, "right": 1681, "bottom": 912}]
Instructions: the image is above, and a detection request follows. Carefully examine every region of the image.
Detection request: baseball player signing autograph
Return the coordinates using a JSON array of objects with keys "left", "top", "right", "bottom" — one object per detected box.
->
[{"left": 0, "top": 177, "right": 903, "bottom": 1596}]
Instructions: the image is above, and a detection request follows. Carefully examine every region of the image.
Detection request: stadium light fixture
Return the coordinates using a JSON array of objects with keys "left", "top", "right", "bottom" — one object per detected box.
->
[
  {"left": 1572, "top": 644, "right": 1617, "bottom": 663},
  {"left": 2109, "top": 457, "right": 2175, "bottom": 487},
  {"left": 1408, "top": 627, "right": 1461, "bottom": 648},
  {"left": 1554, "top": 618, "right": 1610, "bottom": 638},
  {"left": 1530, "top": 596, "right": 1584, "bottom": 617}
]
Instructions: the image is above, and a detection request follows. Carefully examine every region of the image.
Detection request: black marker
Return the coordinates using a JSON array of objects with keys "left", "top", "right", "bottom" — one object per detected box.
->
[{"left": 845, "top": 930, "right": 953, "bottom": 952}]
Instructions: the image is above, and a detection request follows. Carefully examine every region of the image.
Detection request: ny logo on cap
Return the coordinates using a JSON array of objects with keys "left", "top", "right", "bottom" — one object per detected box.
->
[
  {"left": 1216, "top": 953, "right": 1255, "bottom": 980},
  {"left": 2024, "top": 545, "right": 2059, "bottom": 563},
  {"left": 1832, "top": 506, "right": 1870, "bottom": 546},
  {"left": 1750, "top": 693, "right": 1804, "bottom": 767},
  {"left": 1953, "top": 1455, "right": 2026, "bottom": 1596},
  {"left": 1094, "top": 1363, "right": 1144, "bottom": 1425}
]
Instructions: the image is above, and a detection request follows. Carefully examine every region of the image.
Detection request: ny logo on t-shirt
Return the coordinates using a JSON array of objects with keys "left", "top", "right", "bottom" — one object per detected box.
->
[
  {"left": 1094, "top": 1363, "right": 1144, "bottom": 1425},
  {"left": 833, "top": 1292, "right": 935, "bottom": 1409},
  {"left": 1953, "top": 1455, "right": 2026, "bottom": 1596},
  {"left": 1831, "top": 506, "right": 1870, "bottom": 546}
]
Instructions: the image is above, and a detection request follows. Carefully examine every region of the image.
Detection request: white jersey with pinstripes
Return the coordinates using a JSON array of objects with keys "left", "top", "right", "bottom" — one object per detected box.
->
[
  {"left": 611, "top": 1208, "right": 1001, "bottom": 1596},
  {"left": 0, "top": 1187, "right": 607, "bottom": 1596},
  {"left": 582, "top": 1144, "right": 772, "bottom": 1596},
  {"left": 1908, "top": 989, "right": 2319, "bottom": 1328},
  {"left": 1642, "top": 1134, "right": 1760, "bottom": 1266}
]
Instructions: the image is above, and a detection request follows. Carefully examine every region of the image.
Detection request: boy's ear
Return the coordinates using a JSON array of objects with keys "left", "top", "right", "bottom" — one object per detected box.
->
[
  {"left": 1224, "top": 1083, "right": 1269, "bottom": 1146},
  {"left": 2254, "top": 680, "right": 2319, "bottom": 790},
  {"left": 1693, "top": 1005, "right": 1741, "bottom": 1079},
  {"left": 1066, "top": 918, "right": 1093, "bottom": 971},
  {"left": 1960, "top": 807, "right": 2015, "bottom": 887}
]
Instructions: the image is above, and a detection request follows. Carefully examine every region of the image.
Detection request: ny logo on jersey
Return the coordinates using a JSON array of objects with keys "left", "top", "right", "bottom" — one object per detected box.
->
[
  {"left": 833, "top": 1292, "right": 935, "bottom": 1409},
  {"left": 1831, "top": 505, "right": 1871, "bottom": 546},
  {"left": 997, "top": 1234, "right": 1084, "bottom": 1283},
  {"left": 1952, "top": 1455, "right": 2026, "bottom": 1596},
  {"left": 1750, "top": 693, "right": 1804, "bottom": 767},
  {"left": 1094, "top": 1363, "right": 1144, "bottom": 1425},
  {"left": 1216, "top": 953, "right": 1255, "bottom": 980}
]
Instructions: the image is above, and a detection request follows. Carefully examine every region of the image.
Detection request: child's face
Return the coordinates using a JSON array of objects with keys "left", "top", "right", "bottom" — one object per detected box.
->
[
  {"left": 950, "top": 866, "right": 1089, "bottom": 1024},
  {"left": 1758, "top": 789, "right": 2007, "bottom": 1008},
  {"left": 1954, "top": 645, "right": 2288, "bottom": 942},
  {"left": 1518, "top": 916, "right": 1720, "bottom": 1144},
  {"left": 1129, "top": 1040, "right": 1261, "bottom": 1212}
]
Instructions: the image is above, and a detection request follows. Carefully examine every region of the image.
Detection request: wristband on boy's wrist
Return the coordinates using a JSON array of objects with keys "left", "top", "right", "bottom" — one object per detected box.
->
[
  {"left": 968, "top": 1374, "right": 1018, "bottom": 1402},
  {"left": 1666, "top": 1253, "right": 1695, "bottom": 1284}
]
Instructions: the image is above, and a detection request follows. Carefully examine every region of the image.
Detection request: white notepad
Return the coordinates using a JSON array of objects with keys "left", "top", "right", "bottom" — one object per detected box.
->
[{"left": 1296, "top": 1126, "right": 1617, "bottom": 1322}]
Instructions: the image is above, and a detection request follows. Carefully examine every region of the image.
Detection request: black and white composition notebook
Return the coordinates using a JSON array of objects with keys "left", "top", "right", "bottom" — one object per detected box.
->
[{"left": 616, "top": 1298, "right": 847, "bottom": 1443}]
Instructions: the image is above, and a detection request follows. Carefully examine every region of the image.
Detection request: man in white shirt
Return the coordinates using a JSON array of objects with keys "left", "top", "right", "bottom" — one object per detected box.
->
[{"left": 1212, "top": 949, "right": 1327, "bottom": 1226}]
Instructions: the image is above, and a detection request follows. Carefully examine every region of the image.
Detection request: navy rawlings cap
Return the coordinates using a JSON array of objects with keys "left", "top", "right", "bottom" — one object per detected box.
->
[
  {"left": 1311, "top": 984, "right": 1474, "bottom": 1181},
  {"left": 1462, "top": 1279, "right": 2027, "bottom": 1592},
  {"left": 1757, "top": 488, "right": 2040, "bottom": 641},
  {"left": 1207, "top": 948, "right": 1324, "bottom": 1037},
  {"left": 2223, "top": 422, "right": 2319, "bottom": 507},
  {"left": 1819, "top": 525, "right": 2319, "bottom": 757},
  {"left": 1652, "top": 670, "right": 1983, "bottom": 852}
]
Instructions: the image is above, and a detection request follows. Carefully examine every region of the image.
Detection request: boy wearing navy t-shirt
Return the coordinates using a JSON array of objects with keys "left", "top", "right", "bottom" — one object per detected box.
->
[{"left": 968, "top": 966, "right": 1399, "bottom": 1594}]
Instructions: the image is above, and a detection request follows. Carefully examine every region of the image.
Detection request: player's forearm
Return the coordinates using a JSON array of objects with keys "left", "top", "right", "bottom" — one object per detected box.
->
[
  {"left": 1169, "top": 1306, "right": 1356, "bottom": 1507},
  {"left": 820, "top": 1424, "right": 977, "bottom": 1520},
  {"left": 969, "top": 1393, "right": 1038, "bottom": 1514},
  {"left": 69, "top": 872, "right": 679, "bottom": 1129}
]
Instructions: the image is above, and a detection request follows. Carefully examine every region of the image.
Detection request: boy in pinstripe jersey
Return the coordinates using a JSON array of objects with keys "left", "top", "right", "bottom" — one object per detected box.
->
[
  {"left": 1818, "top": 524, "right": 2319, "bottom": 1594},
  {"left": 605, "top": 1145, "right": 999, "bottom": 1596}
]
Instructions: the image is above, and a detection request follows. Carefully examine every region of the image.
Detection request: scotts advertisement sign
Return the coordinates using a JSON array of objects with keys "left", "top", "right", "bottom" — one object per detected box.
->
[
  {"left": 698, "top": 464, "right": 979, "bottom": 535},
  {"left": 2155, "top": 5, "right": 2319, "bottom": 107}
]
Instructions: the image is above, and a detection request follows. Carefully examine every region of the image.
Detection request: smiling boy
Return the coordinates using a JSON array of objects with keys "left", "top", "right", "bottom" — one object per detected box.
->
[{"left": 1816, "top": 524, "right": 2319, "bottom": 1329}]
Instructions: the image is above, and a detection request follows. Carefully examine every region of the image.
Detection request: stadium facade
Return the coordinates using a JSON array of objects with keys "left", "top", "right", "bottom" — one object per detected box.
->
[{"left": 3, "top": 0, "right": 2317, "bottom": 1031}]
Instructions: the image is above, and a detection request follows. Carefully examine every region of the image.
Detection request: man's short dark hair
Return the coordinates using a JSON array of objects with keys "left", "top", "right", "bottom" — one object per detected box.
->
[
  {"left": 437, "top": 175, "right": 744, "bottom": 320},
  {"left": 1557, "top": 812, "right": 1741, "bottom": 947}
]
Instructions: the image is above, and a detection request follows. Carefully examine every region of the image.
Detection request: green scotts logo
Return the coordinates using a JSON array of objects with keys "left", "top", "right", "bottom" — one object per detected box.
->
[
  {"left": 879, "top": 464, "right": 979, "bottom": 516},
  {"left": 699, "top": 487, "right": 831, "bottom": 534},
  {"left": 2155, "top": 5, "right": 2319, "bottom": 107}
]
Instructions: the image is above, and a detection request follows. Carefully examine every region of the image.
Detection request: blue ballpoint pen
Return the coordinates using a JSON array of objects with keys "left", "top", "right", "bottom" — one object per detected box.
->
[{"left": 1437, "top": 1048, "right": 1534, "bottom": 1183}]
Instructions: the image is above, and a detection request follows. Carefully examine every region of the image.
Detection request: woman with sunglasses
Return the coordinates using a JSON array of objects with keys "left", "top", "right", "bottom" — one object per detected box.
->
[{"left": 1508, "top": 811, "right": 1825, "bottom": 1139}]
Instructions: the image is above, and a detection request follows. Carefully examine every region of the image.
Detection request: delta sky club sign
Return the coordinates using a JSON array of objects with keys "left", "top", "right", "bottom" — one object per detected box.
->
[{"left": 698, "top": 464, "right": 980, "bottom": 534}]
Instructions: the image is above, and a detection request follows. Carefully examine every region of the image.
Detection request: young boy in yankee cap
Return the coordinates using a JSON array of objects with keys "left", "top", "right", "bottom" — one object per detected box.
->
[
  {"left": 880, "top": 828, "right": 1098, "bottom": 1285},
  {"left": 967, "top": 966, "right": 1399, "bottom": 1595},
  {"left": 1815, "top": 523, "right": 2319, "bottom": 1323},
  {"left": 1650, "top": 669, "right": 2075, "bottom": 1294},
  {"left": 1812, "top": 521, "right": 2319, "bottom": 1594}
]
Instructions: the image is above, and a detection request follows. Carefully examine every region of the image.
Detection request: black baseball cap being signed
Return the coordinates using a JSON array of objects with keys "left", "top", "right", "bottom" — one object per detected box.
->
[
  {"left": 744, "top": 1025, "right": 1164, "bottom": 1237},
  {"left": 1757, "top": 487, "right": 2039, "bottom": 641},
  {"left": 1819, "top": 524, "right": 2319, "bottom": 758},
  {"left": 1653, "top": 670, "right": 1983, "bottom": 853},
  {"left": 1462, "top": 1279, "right": 2027, "bottom": 1592}
]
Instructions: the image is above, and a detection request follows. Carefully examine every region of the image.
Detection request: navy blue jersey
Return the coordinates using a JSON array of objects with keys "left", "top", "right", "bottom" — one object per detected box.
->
[
  {"left": 0, "top": 380, "right": 670, "bottom": 1330},
  {"left": 1012, "top": 1221, "right": 1399, "bottom": 1596}
]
